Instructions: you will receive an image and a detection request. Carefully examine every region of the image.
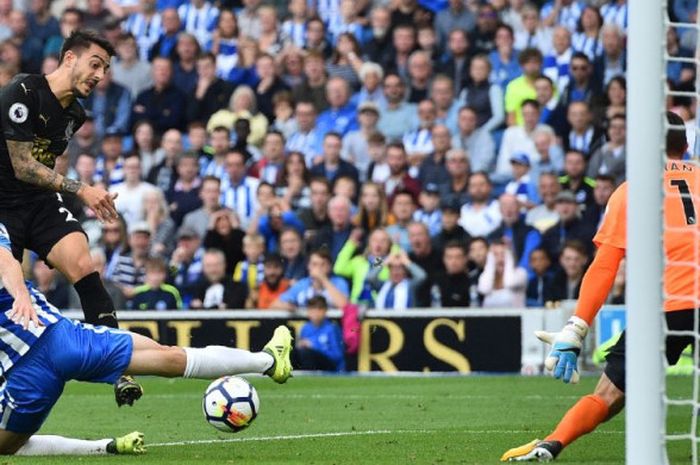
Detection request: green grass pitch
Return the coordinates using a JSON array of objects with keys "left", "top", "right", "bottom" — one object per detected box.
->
[{"left": 1, "top": 375, "right": 693, "bottom": 464}]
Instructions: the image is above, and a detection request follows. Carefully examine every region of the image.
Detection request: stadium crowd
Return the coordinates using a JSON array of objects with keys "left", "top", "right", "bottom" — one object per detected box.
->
[{"left": 2, "top": 0, "right": 696, "bottom": 317}]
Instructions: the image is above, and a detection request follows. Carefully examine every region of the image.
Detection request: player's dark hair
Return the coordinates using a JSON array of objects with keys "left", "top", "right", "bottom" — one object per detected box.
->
[
  {"left": 666, "top": 111, "right": 688, "bottom": 157},
  {"left": 59, "top": 29, "right": 115, "bottom": 64},
  {"left": 307, "top": 295, "right": 328, "bottom": 310},
  {"left": 265, "top": 129, "right": 286, "bottom": 144},
  {"left": 470, "top": 236, "right": 489, "bottom": 248}
]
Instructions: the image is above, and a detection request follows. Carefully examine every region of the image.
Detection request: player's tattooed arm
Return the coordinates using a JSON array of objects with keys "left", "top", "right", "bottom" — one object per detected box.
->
[{"left": 5, "top": 140, "right": 77, "bottom": 193}]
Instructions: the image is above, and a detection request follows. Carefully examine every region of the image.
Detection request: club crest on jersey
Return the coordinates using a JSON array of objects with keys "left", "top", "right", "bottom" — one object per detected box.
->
[
  {"left": 63, "top": 120, "right": 75, "bottom": 142},
  {"left": 8, "top": 103, "right": 28, "bottom": 124}
]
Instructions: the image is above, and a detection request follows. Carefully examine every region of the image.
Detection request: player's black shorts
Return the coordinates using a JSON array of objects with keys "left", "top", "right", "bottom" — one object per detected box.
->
[
  {"left": 0, "top": 193, "right": 85, "bottom": 262},
  {"left": 604, "top": 309, "right": 697, "bottom": 392}
]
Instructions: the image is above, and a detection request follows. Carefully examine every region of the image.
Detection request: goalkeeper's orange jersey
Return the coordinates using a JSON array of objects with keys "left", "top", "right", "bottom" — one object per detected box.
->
[{"left": 594, "top": 160, "right": 699, "bottom": 312}]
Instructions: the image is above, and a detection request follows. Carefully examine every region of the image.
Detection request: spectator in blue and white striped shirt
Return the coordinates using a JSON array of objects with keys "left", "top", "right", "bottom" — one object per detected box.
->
[
  {"left": 281, "top": 0, "right": 308, "bottom": 48},
  {"left": 600, "top": 0, "right": 627, "bottom": 32},
  {"left": 178, "top": 0, "right": 219, "bottom": 47},
  {"left": 121, "top": 0, "right": 162, "bottom": 62},
  {"left": 220, "top": 150, "right": 260, "bottom": 229},
  {"left": 571, "top": 6, "right": 604, "bottom": 61},
  {"left": 540, "top": 0, "right": 582, "bottom": 32},
  {"left": 94, "top": 132, "right": 126, "bottom": 187},
  {"left": 112, "top": 221, "right": 151, "bottom": 298},
  {"left": 543, "top": 26, "right": 573, "bottom": 94}
]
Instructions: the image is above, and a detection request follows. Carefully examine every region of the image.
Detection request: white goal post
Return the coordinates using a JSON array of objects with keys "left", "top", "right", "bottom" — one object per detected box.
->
[{"left": 626, "top": 1, "right": 666, "bottom": 464}]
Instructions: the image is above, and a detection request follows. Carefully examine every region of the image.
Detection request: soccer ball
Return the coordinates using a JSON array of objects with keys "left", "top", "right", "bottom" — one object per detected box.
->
[{"left": 202, "top": 376, "right": 260, "bottom": 433}]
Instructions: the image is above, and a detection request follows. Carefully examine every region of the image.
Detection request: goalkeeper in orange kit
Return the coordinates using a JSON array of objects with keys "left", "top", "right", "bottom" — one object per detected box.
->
[{"left": 501, "top": 111, "right": 700, "bottom": 462}]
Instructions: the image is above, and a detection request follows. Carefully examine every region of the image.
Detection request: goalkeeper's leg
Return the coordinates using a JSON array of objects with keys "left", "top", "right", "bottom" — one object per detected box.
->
[{"left": 501, "top": 374, "right": 624, "bottom": 462}]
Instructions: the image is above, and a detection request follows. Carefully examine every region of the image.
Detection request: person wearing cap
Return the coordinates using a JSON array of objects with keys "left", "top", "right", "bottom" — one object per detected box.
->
[
  {"left": 539, "top": 189, "right": 596, "bottom": 261},
  {"left": 112, "top": 221, "right": 152, "bottom": 299},
  {"left": 341, "top": 101, "right": 380, "bottom": 181},
  {"left": 504, "top": 152, "right": 540, "bottom": 209},
  {"left": 169, "top": 226, "right": 205, "bottom": 308},
  {"left": 413, "top": 183, "right": 443, "bottom": 237}
]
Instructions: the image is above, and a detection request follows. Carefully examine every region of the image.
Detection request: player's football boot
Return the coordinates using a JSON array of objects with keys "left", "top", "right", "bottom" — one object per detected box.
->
[
  {"left": 114, "top": 375, "right": 144, "bottom": 407},
  {"left": 500, "top": 439, "right": 562, "bottom": 462},
  {"left": 107, "top": 431, "right": 145, "bottom": 455},
  {"left": 263, "top": 325, "right": 293, "bottom": 384}
]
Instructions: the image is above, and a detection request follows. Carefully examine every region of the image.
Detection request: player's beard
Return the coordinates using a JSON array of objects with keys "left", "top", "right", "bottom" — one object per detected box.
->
[{"left": 71, "top": 71, "right": 94, "bottom": 99}]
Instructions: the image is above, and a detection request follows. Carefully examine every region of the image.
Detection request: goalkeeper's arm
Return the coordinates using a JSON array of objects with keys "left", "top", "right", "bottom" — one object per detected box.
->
[
  {"left": 537, "top": 243, "right": 625, "bottom": 383},
  {"left": 574, "top": 243, "right": 626, "bottom": 325}
]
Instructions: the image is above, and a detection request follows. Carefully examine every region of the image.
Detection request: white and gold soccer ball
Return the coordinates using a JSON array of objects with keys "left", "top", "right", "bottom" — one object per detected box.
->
[{"left": 202, "top": 376, "right": 260, "bottom": 433}]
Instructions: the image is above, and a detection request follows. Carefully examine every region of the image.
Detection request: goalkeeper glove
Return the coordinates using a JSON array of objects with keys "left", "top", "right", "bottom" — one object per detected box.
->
[{"left": 535, "top": 316, "right": 589, "bottom": 384}]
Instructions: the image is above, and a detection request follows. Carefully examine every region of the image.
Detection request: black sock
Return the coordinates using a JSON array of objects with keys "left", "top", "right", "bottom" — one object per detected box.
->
[{"left": 74, "top": 271, "right": 118, "bottom": 328}]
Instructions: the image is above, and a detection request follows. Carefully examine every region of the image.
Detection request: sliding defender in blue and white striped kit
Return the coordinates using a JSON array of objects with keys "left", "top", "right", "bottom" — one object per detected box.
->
[{"left": 0, "top": 223, "right": 293, "bottom": 456}]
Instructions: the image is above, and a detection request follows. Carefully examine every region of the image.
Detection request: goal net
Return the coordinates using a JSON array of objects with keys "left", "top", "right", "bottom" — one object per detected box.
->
[{"left": 628, "top": 2, "right": 700, "bottom": 464}]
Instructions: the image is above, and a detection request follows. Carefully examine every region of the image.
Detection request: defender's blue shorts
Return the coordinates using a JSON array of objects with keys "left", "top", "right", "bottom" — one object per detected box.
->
[{"left": 0, "top": 319, "right": 133, "bottom": 434}]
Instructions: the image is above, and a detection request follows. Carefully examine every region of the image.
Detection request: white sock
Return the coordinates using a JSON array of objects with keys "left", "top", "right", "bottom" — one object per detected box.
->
[
  {"left": 183, "top": 346, "right": 274, "bottom": 379},
  {"left": 16, "top": 435, "right": 112, "bottom": 456}
]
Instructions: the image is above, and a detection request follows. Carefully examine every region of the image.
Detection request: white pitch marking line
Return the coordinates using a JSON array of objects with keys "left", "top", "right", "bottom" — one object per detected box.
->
[{"left": 150, "top": 429, "right": 625, "bottom": 448}]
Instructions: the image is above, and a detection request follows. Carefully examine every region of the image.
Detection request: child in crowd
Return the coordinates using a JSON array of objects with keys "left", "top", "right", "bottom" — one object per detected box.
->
[
  {"left": 295, "top": 296, "right": 345, "bottom": 371},
  {"left": 129, "top": 257, "right": 182, "bottom": 310},
  {"left": 412, "top": 183, "right": 443, "bottom": 237},
  {"left": 366, "top": 132, "right": 390, "bottom": 184},
  {"left": 233, "top": 233, "right": 265, "bottom": 294},
  {"left": 505, "top": 153, "right": 540, "bottom": 209}
]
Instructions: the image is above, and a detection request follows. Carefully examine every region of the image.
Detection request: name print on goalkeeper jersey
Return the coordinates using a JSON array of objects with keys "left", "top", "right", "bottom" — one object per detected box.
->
[
  {"left": 594, "top": 160, "right": 699, "bottom": 311},
  {"left": 0, "top": 74, "right": 86, "bottom": 207}
]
